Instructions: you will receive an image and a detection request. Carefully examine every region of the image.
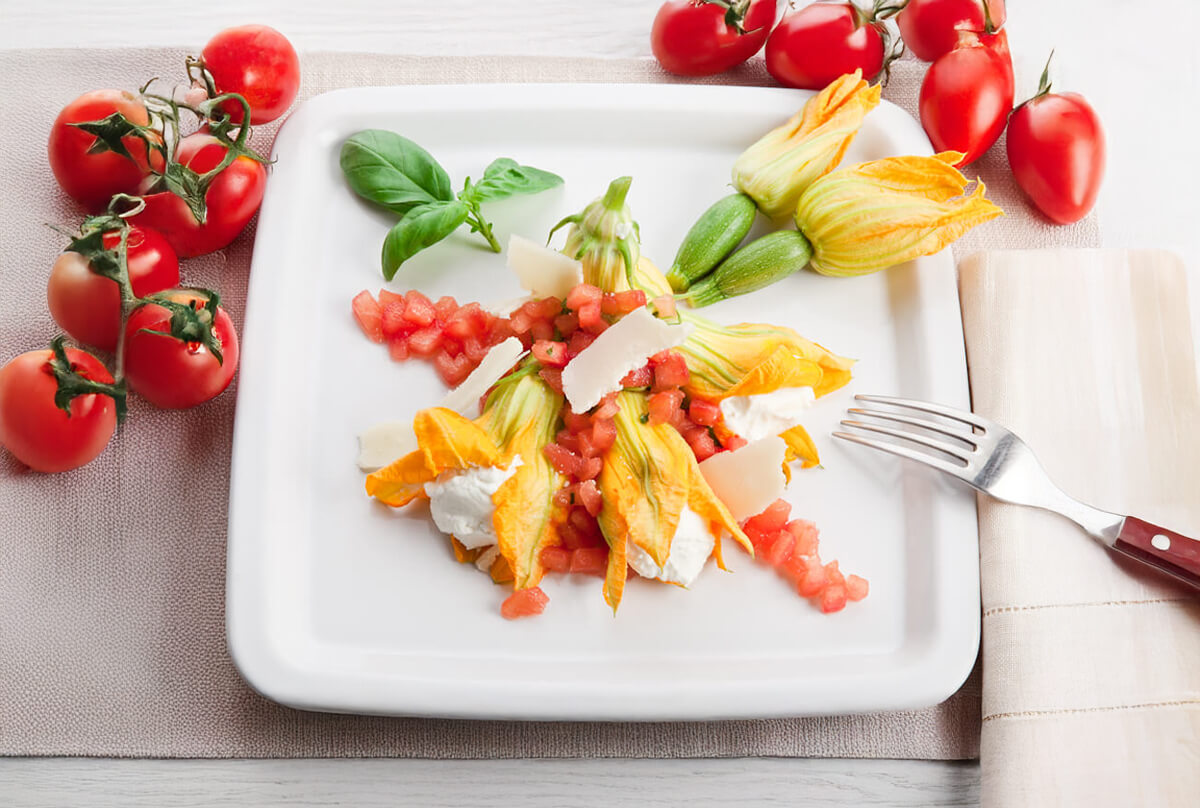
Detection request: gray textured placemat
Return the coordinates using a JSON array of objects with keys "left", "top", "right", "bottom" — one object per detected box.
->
[{"left": 0, "top": 48, "right": 1095, "bottom": 758}]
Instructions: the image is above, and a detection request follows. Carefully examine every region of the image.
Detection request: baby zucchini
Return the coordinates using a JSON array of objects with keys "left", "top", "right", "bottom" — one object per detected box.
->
[
  {"left": 665, "top": 193, "right": 757, "bottom": 292},
  {"left": 684, "top": 230, "right": 813, "bottom": 307}
]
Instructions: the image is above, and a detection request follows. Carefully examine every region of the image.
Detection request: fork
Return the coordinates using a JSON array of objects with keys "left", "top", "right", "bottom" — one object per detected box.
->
[{"left": 834, "top": 394, "right": 1200, "bottom": 590}]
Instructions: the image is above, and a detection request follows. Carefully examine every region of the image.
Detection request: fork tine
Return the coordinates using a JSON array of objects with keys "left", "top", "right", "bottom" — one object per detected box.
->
[
  {"left": 847, "top": 407, "right": 980, "bottom": 447},
  {"left": 854, "top": 394, "right": 992, "bottom": 432},
  {"left": 833, "top": 431, "right": 972, "bottom": 479},
  {"left": 839, "top": 420, "right": 973, "bottom": 464}
]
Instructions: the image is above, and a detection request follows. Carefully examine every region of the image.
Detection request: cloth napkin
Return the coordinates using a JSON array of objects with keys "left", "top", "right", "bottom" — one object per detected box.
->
[
  {"left": 959, "top": 249, "right": 1200, "bottom": 806},
  {"left": 0, "top": 47, "right": 1096, "bottom": 759}
]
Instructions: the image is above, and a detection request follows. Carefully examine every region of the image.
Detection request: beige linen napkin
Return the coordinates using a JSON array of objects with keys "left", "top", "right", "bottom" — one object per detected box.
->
[
  {"left": 0, "top": 47, "right": 1093, "bottom": 758},
  {"left": 959, "top": 249, "right": 1200, "bottom": 805}
]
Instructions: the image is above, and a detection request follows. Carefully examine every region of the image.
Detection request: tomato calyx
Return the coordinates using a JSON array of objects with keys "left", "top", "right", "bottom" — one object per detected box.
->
[
  {"left": 698, "top": 0, "right": 759, "bottom": 34},
  {"left": 46, "top": 336, "right": 128, "bottom": 422},
  {"left": 1018, "top": 50, "right": 1057, "bottom": 109},
  {"left": 67, "top": 111, "right": 158, "bottom": 166},
  {"left": 136, "top": 289, "right": 228, "bottom": 366}
]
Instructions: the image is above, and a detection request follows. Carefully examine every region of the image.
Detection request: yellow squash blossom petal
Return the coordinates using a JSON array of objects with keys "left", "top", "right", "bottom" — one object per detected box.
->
[
  {"left": 365, "top": 449, "right": 436, "bottom": 507},
  {"left": 780, "top": 423, "right": 820, "bottom": 470},
  {"left": 794, "top": 152, "right": 1003, "bottom": 277},
  {"left": 596, "top": 392, "right": 751, "bottom": 612},
  {"left": 732, "top": 71, "right": 881, "bottom": 220},
  {"left": 678, "top": 315, "right": 855, "bottom": 402}
]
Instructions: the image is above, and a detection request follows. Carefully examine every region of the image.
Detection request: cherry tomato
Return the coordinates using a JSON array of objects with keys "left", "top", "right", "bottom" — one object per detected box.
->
[
  {"left": 0, "top": 347, "right": 117, "bottom": 472},
  {"left": 48, "top": 89, "right": 163, "bottom": 211},
  {"left": 202, "top": 25, "right": 300, "bottom": 124},
  {"left": 122, "top": 290, "right": 240, "bottom": 409},
  {"left": 918, "top": 30, "right": 1013, "bottom": 166},
  {"left": 651, "top": 0, "right": 777, "bottom": 77},
  {"left": 765, "top": 3, "right": 885, "bottom": 90},
  {"left": 47, "top": 226, "right": 180, "bottom": 352},
  {"left": 897, "top": 0, "right": 1006, "bottom": 62},
  {"left": 1007, "top": 86, "right": 1105, "bottom": 224},
  {"left": 131, "top": 134, "right": 267, "bottom": 258}
]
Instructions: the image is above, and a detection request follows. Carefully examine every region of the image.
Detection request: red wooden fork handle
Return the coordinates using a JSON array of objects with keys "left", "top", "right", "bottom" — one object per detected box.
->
[{"left": 1113, "top": 516, "right": 1200, "bottom": 590}]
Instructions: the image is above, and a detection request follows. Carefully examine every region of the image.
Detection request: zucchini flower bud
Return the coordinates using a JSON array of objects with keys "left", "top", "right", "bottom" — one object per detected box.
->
[
  {"left": 551, "top": 176, "right": 640, "bottom": 293},
  {"left": 732, "top": 71, "right": 881, "bottom": 221},
  {"left": 677, "top": 315, "right": 855, "bottom": 403},
  {"left": 794, "top": 152, "right": 1003, "bottom": 277},
  {"left": 597, "top": 391, "right": 752, "bottom": 612}
]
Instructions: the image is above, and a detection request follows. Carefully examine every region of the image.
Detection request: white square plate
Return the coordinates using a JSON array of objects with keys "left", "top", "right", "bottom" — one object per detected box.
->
[{"left": 227, "top": 83, "right": 979, "bottom": 720}]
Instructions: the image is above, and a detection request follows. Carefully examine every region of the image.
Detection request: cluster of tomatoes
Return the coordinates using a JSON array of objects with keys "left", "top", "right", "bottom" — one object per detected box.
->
[
  {"left": 0, "top": 25, "right": 300, "bottom": 474},
  {"left": 651, "top": 0, "right": 1105, "bottom": 225}
]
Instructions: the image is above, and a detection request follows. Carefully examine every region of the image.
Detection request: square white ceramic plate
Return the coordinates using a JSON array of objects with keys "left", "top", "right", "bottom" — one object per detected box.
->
[{"left": 227, "top": 83, "right": 980, "bottom": 720}]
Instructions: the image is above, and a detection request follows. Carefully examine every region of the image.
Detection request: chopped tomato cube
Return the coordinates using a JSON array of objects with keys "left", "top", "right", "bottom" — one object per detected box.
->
[
  {"left": 576, "top": 479, "right": 603, "bottom": 517},
  {"left": 434, "top": 295, "right": 458, "bottom": 321},
  {"left": 509, "top": 310, "right": 532, "bottom": 335},
  {"left": 820, "top": 584, "right": 847, "bottom": 614},
  {"left": 566, "top": 330, "right": 596, "bottom": 357},
  {"left": 684, "top": 426, "right": 717, "bottom": 461},
  {"left": 553, "top": 483, "right": 577, "bottom": 507},
  {"left": 796, "top": 563, "right": 827, "bottom": 598},
  {"left": 763, "top": 531, "right": 795, "bottom": 567},
  {"left": 620, "top": 364, "right": 653, "bottom": 388},
  {"left": 647, "top": 390, "right": 685, "bottom": 426},
  {"left": 568, "top": 507, "right": 604, "bottom": 546},
  {"left": 601, "top": 289, "right": 647, "bottom": 316},
  {"left": 577, "top": 301, "right": 607, "bottom": 334},
  {"left": 744, "top": 499, "right": 792, "bottom": 535},
  {"left": 786, "top": 519, "right": 820, "bottom": 557},
  {"left": 823, "top": 560, "right": 845, "bottom": 587},
  {"left": 544, "top": 443, "right": 582, "bottom": 477},
  {"left": 351, "top": 290, "right": 383, "bottom": 343},
  {"left": 566, "top": 283, "right": 603, "bottom": 310},
  {"left": 651, "top": 294, "right": 677, "bottom": 318},
  {"left": 434, "top": 351, "right": 472, "bottom": 386},
  {"left": 744, "top": 524, "right": 772, "bottom": 551},
  {"left": 722, "top": 435, "right": 748, "bottom": 451},
  {"left": 555, "top": 429, "right": 580, "bottom": 454},
  {"left": 846, "top": 575, "right": 870, "bottom": 602},
  {"left": 387, "top": 337, "right": 410, "bottom": 362},
  {"left": 463, "top": 336, "right": 488, "bottom": 363},
  {"left": 652, "top": 350, "right": 690, "bottom": 390},
  {"left": 530, "top": 318, "right": 555, "bottom": 342},
  {"left": 554, "top": 311, "right": 579, "bottom": 337},
  {"left": 444, "top": 311, "right": 474, "bottom": 340},
  {"left": 561, "top": 407, "right": 592, "bottom": 434},
  {"left": 535, "top": 296, "right": 563, "bottom": 319},
  {"left": 403, "top": 290, "right": 436, "bottom": 326},
  {"left": 539, "top": 546, "right": 571, "bottom": 573},
  {"left": 533, "top": 339, "right": 569, "bottom": 367},
  {"left": 407, "top": 325, "right": 443, "bottom": 357},
  {"left": 688, "top": 398, "right": 721, "bottom": 426},
  {"left": 576, "top": 429, "right": 600, "bottom": 458},
  {"left": 558, "top": 519, "right": 601, "bottom": 550},
  {"left": 500, "top": 587, "right": 549, "bottom": 619},
  {"left": 578, "top": 456, "right": 603, "bottom": 480},
  {"left": 590, "top": 418, "right": 617, "bottom": 452},
  {"left": 593, "top": 393, "right": 620, "bottom": 420},
  {"left": 570, "top": 547, "right": 608, "bottom": 576},
  {"left": 538, "top": 367, "right": 564, "bottom": 394},
  {"left": 441, "top": 336, "right": 463, "bottom": 358},
  {"left": 486, "top": 318, "right": 515, "bottom": 346},
  {"left": 380, "top": 300, "right": 409, "bottom": 338}
]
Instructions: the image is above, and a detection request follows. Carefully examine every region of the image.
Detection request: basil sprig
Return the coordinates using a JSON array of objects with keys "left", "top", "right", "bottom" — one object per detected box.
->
[{"left": 340, "top": 130, "right": 564, "bottom": 280}]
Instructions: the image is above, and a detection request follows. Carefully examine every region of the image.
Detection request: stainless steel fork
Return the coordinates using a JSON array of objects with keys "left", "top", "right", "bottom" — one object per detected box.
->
[{"left": 834, "top": 394, "right": 1200, "bottom": 590}]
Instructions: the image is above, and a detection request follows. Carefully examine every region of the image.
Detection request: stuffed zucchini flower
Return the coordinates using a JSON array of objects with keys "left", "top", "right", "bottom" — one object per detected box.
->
[
  {"left": 794, "top": 152, "right": 1003, "bottom": 277},
  {"left": 732, "top": 71, "right": 881, "bottom": 221}
]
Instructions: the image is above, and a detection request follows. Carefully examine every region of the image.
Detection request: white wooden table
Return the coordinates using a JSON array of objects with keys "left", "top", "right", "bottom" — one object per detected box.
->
[{"left": 1, "top": 1, "right": 1195, "bottom": 805}]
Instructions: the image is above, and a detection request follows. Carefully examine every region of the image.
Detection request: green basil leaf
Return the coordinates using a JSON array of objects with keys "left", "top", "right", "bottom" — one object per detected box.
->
[
  {"left": 381, "top": 201, "right": 469, "bottom": 280},
  {"left": 340, "top": 130, "right": 454, "bottom": 215},
  {"left": 469, "top": 158, "right": 564, "bottom": 203}
]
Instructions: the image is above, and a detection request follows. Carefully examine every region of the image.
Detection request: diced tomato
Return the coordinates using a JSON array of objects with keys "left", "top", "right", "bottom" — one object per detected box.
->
[
  {"left": 744, "top": 499, "right": 792, "bottom": 535},
  {"left": 578, "top": 456, "right": 603, "bottom": 480},
  {"left": 786, "top": 519, "right": 820, "bottom": 557},
  {"left": 539, "top": 546, "right": 571, "bottom": 573},
  {"left": 651, "top": 350, "right": 690, "bottom": 390},
  {"left": 444, "top": 311, "right": 474, "bottom": 340},
  {"left": 558, "top": 521, "right": 589, "bottom": 550},
  {"left": 744, "top": 523, "right": 772, "bottom": 551},
  {"left": 351, "top": 290, "right": 383, "bottom": 343},
  {"left": 510, "top": 310, "right": 532, "bottom": 335},
  {"left": 441, "top": 336, "right": 463, "bottom": 358},
  {"left": 380, "top": 300, "right": 409, "bottom": 338},
  {"left": 500, "top": 586, "right": 549, "bottom": 619},
  {"left": 532, "top": 339, "right": 568, "bottom": 367},
  {"left": 823, "top": 560, "right": 845, "bottom": 587},
  {"left": 820, "top": 584, "right": 847, "bottom": 614},
  {"left": 434, "top": 351, "right": 472, "bottom": 386},
  {"left": 544, "top": 443, "right": 583, "bottom": 477},
  {"left": 434, "top": 295, "right": 458, "bottom": 321},
  {"left": 684, "top": 425, "right": 717, "bottom": 461},
  {"left": 762, "top": 531, "right": 795, "bottom": 567},
  {"left": 529, "top": 319, "right": 554, "bottom": 342},
  {"left": 566, "top": 283, "right": 603, "bottom": 310},
  {"left": 555, "top": 429, "right": 580, "bottom": 454},
  {"left": 463, "top": 336, "right": 488, "bottom": 363},
  {"left": 688, "top": 398, "right": 721, "bottom": 426},
  {"left": 651, "top": 294, "right": 677, "bottom": 318},
  {"left": 601, "top": 289, "right": 647, "bottom": 315},
  {"left": 534, "top": 296, "right": 562, "bottom": 319},
  {"left": 593, "top": 393, "right": 620, "bottom": 420},
  {"left": 407, "top": 325, "right": 443, "bottom": 357},
  {"left": 577, "top": 301, "right": 607, "bottom": 334},
  {"left": 561, "top": 407, "right": 592, "bottom": 434},
  {"left": 796, "top": 563, "right": 827, "bottom": 598},
  {"left": 387, "top": 338, "right": 410, "bottom": 362},
  {"left": 566, "top": 330, "right": 596, "bottom": 357},
  {"left": 780, "top": 549, "right": 811, "bottom": 583},
  {"left": 377, "top": 288, "right": 404, "bottom": 307},
  {"left": 647, "top": 389, "right": 685, "bottom": 425},
  {"left": 576, "top": 479, "right": 603, "bottom": 517},
  {"left": 403, "top": 290, "right": 436, "bottom": 326},
  {"left": 554, "top": 311, "right": 579, "bottom": 337},
  {"left": 570, "top": 547, "right": 608, "bottom": 576},
  {"left": 722, "top": 435, "right": 748, "bottom": 451},
  {"left": 553, "top": 483, "right": 577, "bottom": 507},
  {"left": 563, "top": 507, "right": 604, "bottom": 548},
  {"left": 590, "top": 418, "right": 617, "bottom": 452},
  {"left": 486, "top": 318, "right": 515, "bottom": 346},
  {"left": 620, "top": 364, "right": 653, "bottom": 388},
  {"left": 576, "top": 429, "right": 600, "bottom": 458},
  {"left": 538, "top": 367, "right": 564, "bottom": 394},
  {"left": 846, "top": 575, "right": 869, "bottom": 602}
]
